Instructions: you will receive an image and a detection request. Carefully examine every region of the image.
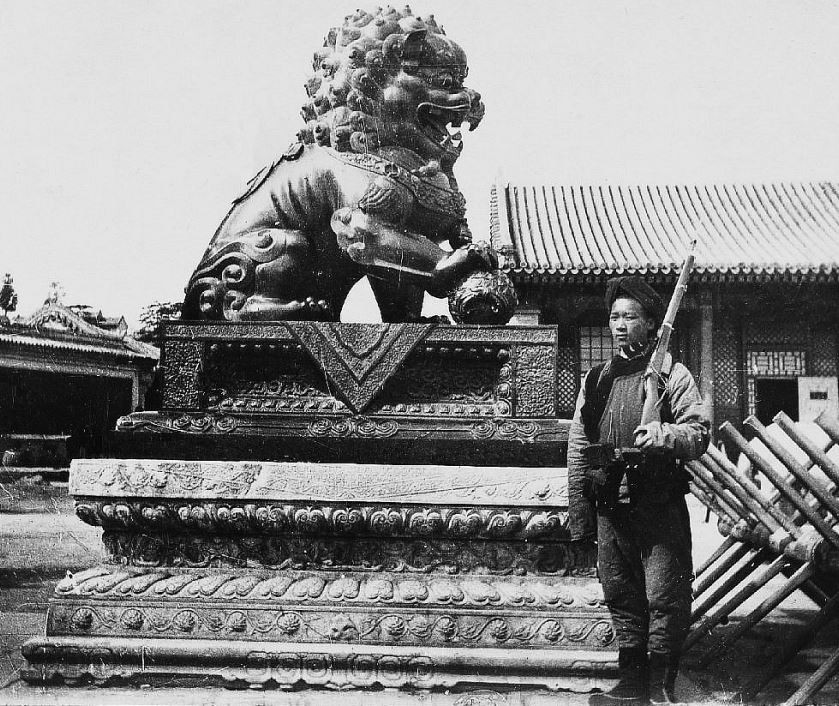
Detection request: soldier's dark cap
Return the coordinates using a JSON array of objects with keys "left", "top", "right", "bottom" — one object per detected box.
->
[{"left": 605, "top": 276, "right": 665, "bottom": 323}]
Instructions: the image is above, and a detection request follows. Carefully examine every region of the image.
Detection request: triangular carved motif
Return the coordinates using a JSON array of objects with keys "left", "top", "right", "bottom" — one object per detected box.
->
[{"left": 285, "top": 322, "right": 434, "bottom": 413}]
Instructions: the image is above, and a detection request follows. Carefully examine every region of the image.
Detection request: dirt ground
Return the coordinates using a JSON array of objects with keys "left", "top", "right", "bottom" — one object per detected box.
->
[{"left": 1, "top": 476, "right": 838, "bottom": 705}]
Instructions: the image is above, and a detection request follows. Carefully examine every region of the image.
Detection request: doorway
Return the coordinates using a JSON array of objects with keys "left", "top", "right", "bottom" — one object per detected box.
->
[
  {"left": 754, "top": 378, "right": 799, "bottom": 425},
  {"left": 0, "top": 368, "right": 132, "bottom": 460}
]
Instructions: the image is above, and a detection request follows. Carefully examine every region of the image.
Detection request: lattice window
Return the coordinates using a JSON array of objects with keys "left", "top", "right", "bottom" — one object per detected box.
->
[
  {"left": 746, "top": 320, "right": 807, "bottom": 347},
  {"left": 812, "top": 330, "right": 838, "bottom": 377},
  {"left": 713, "top": 320, "right": 740, "bottom": 409},
  {"left": 747, "top": 350, "right": 805, "bottom": 377},
  {"left": 579, "top": 326, "right": 614, "bottom": 377},
  {"left": 556, "top": 347, "right": 578, "bottom": 415}
]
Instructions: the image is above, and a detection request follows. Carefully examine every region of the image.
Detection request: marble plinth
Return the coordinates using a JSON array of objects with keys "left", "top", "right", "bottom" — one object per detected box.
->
[{"left": 22, "top": 459, "right": 614, "bottom": 690}]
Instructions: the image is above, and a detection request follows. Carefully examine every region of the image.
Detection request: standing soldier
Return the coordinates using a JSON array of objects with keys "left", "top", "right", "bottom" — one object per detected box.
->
[{"left": 568, "top": 276, "right": 710, "bottom": 705}]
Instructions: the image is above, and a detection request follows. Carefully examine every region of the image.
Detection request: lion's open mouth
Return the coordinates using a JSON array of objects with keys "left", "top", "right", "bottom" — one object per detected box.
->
[{"left": 417, "top": 102, "right": 470, "bottom": 153}]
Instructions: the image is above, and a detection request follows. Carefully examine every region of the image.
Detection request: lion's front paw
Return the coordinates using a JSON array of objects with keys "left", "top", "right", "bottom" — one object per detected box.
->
[
  {"left": 462, "top": 242, "right": 498, "bottom": 271},
  {"left": 239, "top": 295, "right": 333, "bottom": 321},
  {"left": 448, "top": 221, "right": 473, "bottom": 250},
  {"left": 404, "top": 313, "right": 452, "bottom": 324},
  {"left": 428, "top": 242, "right": 499, "bottom": 298},
  {"left": 302, "top": 297, "right": 333, "bottom": 319}
]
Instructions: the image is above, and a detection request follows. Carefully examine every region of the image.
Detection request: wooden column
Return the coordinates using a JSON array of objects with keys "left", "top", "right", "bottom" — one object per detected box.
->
[
  {"left": 699, "top": 288, "right": 715, "bottom": 434},
  {"left": 130, "top": 372, "right": 140, "bottom": 412}
]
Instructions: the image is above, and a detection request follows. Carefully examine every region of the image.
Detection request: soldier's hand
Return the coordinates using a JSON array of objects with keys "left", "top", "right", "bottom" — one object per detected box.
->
[{"left": 633, "top": 421, "right": 673, "bottom": 451}]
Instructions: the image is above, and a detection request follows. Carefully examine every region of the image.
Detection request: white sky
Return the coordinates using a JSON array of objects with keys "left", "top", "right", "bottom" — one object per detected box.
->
[{"left": 2, "top": 0, "right": 838, "bottom": 326}]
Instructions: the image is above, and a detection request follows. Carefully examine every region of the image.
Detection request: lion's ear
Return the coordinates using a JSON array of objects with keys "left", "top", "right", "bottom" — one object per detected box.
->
[{"left": 402, "top": 29, "right": 427, "bottom": 60}]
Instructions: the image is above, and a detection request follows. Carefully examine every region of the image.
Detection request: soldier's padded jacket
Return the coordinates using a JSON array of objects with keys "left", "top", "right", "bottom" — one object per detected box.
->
[{"left": 567, "top": 352, "right": 710, "bottom": 541}]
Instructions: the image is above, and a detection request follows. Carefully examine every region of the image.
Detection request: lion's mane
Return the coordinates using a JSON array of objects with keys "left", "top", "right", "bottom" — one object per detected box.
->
[{"left": 296, "top": 5, "right": 466, "bottom": 155}]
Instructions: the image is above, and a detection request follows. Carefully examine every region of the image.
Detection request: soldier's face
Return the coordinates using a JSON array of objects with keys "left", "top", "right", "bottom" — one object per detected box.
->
[{"left": 609, "top": 297, "right": 656, "bottom": 348}]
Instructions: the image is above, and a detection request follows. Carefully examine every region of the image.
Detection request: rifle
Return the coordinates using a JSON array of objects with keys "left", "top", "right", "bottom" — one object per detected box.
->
[{"left": 639, "top": 240, "right": 697, "bottom": 426}]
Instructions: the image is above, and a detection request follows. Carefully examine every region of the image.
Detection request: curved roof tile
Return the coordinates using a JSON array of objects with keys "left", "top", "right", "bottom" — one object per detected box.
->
[{"left": 496, "top": 182, "right": 839, "bottom": 280}]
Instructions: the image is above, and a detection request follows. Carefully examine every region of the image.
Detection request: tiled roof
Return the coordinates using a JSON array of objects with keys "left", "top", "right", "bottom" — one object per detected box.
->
[
  {"left": 0, "top": 304, "right": 158, "bottom": 362},
  {"left": 491, "top": 182, "right": 839, "bottom": 282},
  {"left": 0, "top": 331, "right": 158, "bottom": 360}
]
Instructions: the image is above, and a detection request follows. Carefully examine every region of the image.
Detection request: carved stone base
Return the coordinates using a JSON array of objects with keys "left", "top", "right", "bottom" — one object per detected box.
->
[
  {"left": 22, "top": 637, "right": 616, "bottom": 691},
  {"left": 23, "top": 564, "right": 616, "bottom": 690},
  {"left": 22, "top": 447, "right": 612, "bottom": 692},
  {"left": 40, "top": 564, "right": 613, "bottom": 645}
]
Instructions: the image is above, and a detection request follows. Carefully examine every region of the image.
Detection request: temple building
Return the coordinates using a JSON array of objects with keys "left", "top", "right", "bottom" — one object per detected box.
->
[
  {"left": 0, "top": 303, "right": 158, "bottom": 465},
  {"left": 492, "top": 181, "right": 839, "bottom": 437}
]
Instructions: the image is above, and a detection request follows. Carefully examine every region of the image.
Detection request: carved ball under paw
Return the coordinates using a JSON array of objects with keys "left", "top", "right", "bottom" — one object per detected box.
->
[{"left": 448, "top": 271, "right": 518, "bottom": 325}]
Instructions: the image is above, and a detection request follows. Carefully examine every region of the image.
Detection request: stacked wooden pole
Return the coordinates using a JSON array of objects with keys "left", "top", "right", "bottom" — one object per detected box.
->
[{"left": 686, "top": 410, "right": 839, "bottom": 704}]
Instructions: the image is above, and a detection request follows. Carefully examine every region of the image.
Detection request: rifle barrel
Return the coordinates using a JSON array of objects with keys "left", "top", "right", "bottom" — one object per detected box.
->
[{"left": 641, "top": 242, "right": 696, "bottom": 425}]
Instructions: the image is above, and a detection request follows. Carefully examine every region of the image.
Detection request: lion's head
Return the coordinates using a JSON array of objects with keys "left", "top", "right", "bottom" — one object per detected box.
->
[{"left": 297, "top": 6, "right": 484, "bottom": 174}]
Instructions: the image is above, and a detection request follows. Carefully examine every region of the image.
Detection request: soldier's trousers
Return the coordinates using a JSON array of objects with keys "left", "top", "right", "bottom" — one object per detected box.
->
[{"left": 596, "top": 495, "right": 693, "bottom": 655}]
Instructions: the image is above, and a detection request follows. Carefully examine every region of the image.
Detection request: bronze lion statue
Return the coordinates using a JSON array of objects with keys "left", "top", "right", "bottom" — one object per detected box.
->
[{"left": 182, "top": 6, "right": 516, "bottom": 323}]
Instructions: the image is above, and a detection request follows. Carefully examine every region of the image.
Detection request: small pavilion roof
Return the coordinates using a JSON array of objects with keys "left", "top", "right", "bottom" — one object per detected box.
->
[
  {"left": 0, "top": 303, "right": 159, "bottom": 362},
  {"left": 490, "top": 182, "right": 839, "bottom": 283}
]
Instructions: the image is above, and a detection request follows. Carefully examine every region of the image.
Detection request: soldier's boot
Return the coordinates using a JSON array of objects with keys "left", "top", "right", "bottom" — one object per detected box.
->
[
  {"left": 589, "top": 647, "right": 649, "bottom": 705},
  {"left": 648, "top": 651, "right": 680, "bottom": 704}
]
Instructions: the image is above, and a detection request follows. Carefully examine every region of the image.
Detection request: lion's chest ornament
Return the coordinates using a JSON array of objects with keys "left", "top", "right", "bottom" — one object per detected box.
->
[{"left": 182, "top": 7, "right": 516, "bottom": 324}]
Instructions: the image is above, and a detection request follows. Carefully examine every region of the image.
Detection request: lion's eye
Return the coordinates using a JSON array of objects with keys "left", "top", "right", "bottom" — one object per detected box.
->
[{"left": 436, "top": 73, "right": 454, "bottom": 89}]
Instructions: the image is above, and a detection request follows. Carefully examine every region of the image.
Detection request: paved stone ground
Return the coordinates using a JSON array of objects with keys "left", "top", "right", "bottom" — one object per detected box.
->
[{"left": 1, "top": 477, "right": 839, "bottom": 705}]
